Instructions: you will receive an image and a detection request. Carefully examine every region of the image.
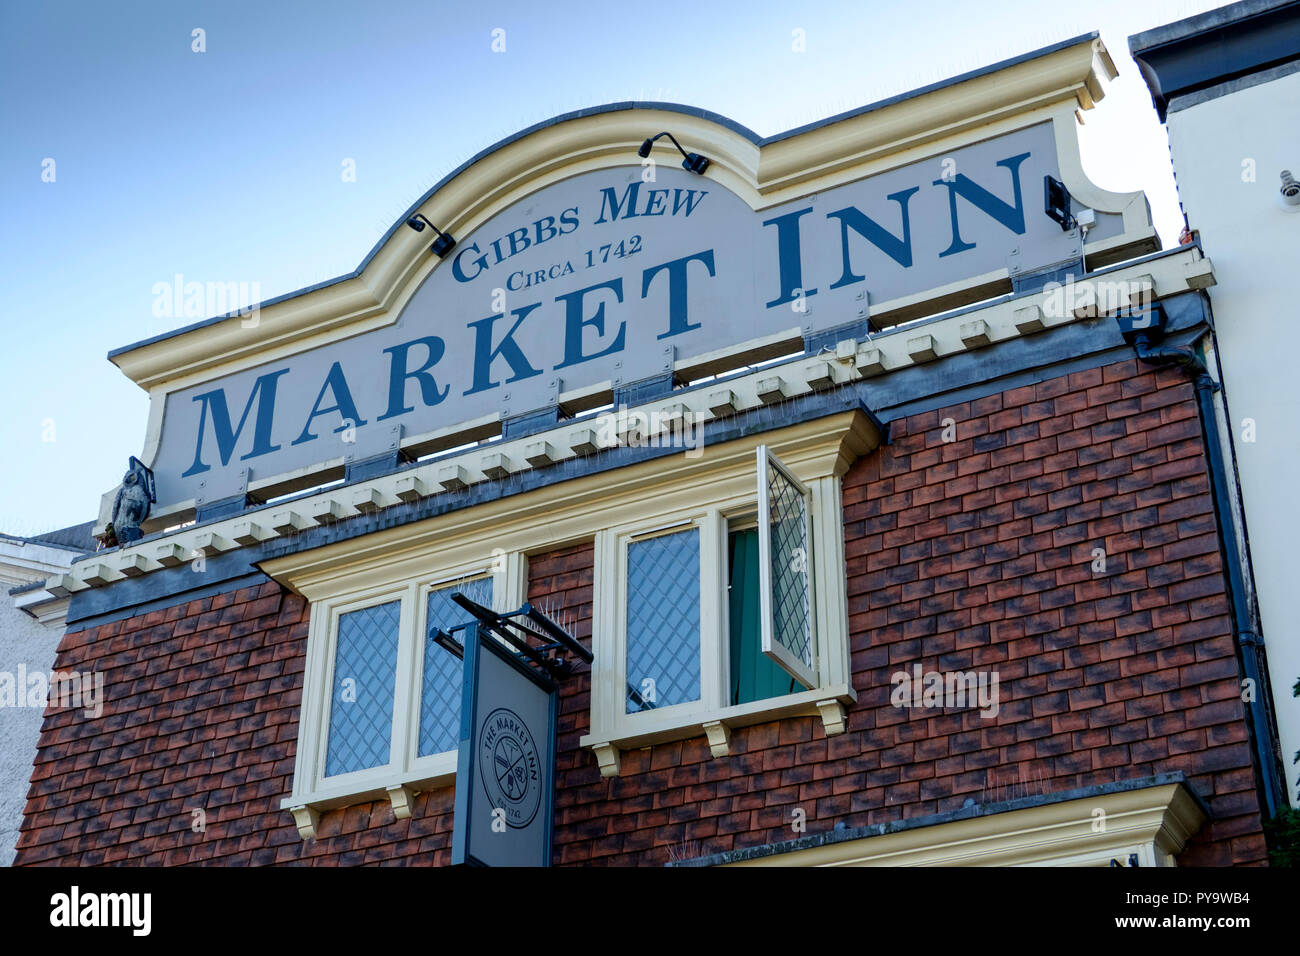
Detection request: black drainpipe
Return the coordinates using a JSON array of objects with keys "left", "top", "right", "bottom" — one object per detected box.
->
[{"left": 1119, "top": 306, "right": 1285, "bottom": 821}]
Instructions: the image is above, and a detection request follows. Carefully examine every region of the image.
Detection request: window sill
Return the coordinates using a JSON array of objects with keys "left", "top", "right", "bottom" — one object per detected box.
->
[
  {"left": 280, "top": 759, "right": 456, "bottom": 839},
  {"left": 579, "top": 683, "right": 856, "bottom": 776}
]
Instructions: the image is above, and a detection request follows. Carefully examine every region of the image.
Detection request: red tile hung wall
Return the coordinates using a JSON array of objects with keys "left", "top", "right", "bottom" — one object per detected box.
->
[
  {"left": 15, "top": 358, "right": 1266, "bottom": 866},
  {"left": 546, "top": 360, "right": 1264, "bottom": 865}
]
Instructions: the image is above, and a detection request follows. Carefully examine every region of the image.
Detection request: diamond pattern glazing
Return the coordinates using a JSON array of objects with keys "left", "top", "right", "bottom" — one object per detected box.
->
[
  {"left": 767, "top": 465, "right": 813, "bottom": 669},
  {"left": 419, "top": 577, "right": 493, "bottom": 756},
  {"left": 625, "top": 529, "right": 701, "bottom": 713},
  {"left": 325, "top": 600, "right": 401, "bottom": 777}
]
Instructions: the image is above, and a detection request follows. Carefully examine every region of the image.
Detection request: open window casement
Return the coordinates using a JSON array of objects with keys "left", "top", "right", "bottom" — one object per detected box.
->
[{"left": 756, "top": 445, "right": 817, "bottom": 688}]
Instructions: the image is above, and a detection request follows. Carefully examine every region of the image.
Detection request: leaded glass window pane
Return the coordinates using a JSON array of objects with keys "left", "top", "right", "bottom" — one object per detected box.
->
[
  {"left": 419, "top": 577, "right": 493, "bottom": 757},
  {"left": 325, "top": 600, "right": 401, "bottom": 777},
  {"left": 767, "top": 464, "right": 812, "bottom": 669},
  {"left": 759, "top": 447, "right": 817, "bottom": 688},
  {"left": 626, "top": 528, "right": 701, "bottom": 713}
]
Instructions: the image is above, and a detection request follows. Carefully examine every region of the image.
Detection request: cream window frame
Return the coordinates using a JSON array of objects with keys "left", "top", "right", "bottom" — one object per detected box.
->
[
  {"left": 285, "top": 551, "right": 524, "bottom": 816},
  {"left": 585, "top": 453, "right": 856, "bottom": 775}
]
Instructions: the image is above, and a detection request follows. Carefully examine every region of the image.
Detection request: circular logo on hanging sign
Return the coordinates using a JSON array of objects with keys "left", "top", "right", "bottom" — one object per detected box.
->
[{"left": 478, "top": 707, "right": 542, "bottom": 828}]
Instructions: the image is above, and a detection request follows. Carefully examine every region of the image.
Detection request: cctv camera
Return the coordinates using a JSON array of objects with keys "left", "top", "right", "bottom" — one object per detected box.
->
[{"left": 1282, "top": 170, "right": 1300, "bottom": 208}]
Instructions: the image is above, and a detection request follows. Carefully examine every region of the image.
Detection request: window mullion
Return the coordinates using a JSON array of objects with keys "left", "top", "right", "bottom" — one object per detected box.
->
[
  {"left": 700, "top": 510, "right": 725, "bottom": 711},
  {"left": 593, "top": 530, "right": 622, "bottom": 740},
  {"left": 390, "top": 583, "right": 419, "bottom": 775},
  {"left": 301, "top": 601, "right": 330, "bottom": 794}
]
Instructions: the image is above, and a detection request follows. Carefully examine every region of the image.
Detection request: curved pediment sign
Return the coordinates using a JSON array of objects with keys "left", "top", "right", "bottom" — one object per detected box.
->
[{"left": 106, "top": 36, "right": 1156, "bottom": 523}]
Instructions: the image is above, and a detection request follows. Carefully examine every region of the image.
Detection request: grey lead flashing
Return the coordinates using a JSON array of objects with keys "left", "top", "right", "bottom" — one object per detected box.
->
[
  {"left": 64, "top": 291, "right": 1213, "bottom": 627},
  {"left": 106, "top": 34, "right": 1099, "bottom": 362},
  {"left": 63, "top": 572, "right": 273, "bottom": 635},
  {"left": 667, "top": 772, "right": 1207, "bottom": 867}
]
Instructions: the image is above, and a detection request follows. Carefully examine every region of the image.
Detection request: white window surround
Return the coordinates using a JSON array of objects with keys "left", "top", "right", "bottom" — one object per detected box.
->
[
  {"left": 262, "top": 408, "right": 882, "bottom": 830},
  {"left": 586, "top": 459, "right": 855, "bottom": 777},
  {"left": 282, "top": 551, "right": 524, "bottom": 832}
]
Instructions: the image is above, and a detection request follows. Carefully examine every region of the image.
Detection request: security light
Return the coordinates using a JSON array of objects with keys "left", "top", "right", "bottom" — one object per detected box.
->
[
  {"left": 1044, "top": 175, "right": 1076, "bottom": 231},
  {"left": 638, "top": 131, "right": 710, "bottom": 175},
  {"left": 405, "top": 213, "right": 456, "bottom": 257}
]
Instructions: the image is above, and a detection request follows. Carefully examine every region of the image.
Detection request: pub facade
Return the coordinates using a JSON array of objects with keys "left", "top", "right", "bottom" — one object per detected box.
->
[{"left": 13, "top": 32, "right": 1286, "bottom": 866}]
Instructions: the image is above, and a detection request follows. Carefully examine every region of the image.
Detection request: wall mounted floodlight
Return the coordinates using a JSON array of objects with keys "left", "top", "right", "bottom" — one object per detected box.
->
[
  {"left": 405, "top": 213, "right": 456, "bottom": 257},
  {"left": 637, "top": 131, "right": 710, "bottom": 175},
  {"left": 1043, "top": 175, "right": 1076, "bottom": 231}
]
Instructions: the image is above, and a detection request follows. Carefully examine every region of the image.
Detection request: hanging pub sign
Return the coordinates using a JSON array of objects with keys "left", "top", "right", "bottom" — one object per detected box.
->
[
  {"left": 451, "top": 619, "right": 558, "bottom": 867},
  {"left": 131, "top": 119, "right": 1132, "bottom": 512}
]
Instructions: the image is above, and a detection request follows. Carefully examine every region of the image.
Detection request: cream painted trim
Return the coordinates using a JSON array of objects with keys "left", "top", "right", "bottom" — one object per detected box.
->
[
  {"left": 111, "top": 37, "right": 1124, "bottom": 393},
  {"left": 703, "top": 720, "right": 731, "bottom": 758},
  {"left": 386, "top": 784, "right": 416, "bottom": 820},
  {"left": 1048, "top": 102, "right": 1157, "bottom": 262},
  {"left": 260, "top": 410, "right": 880, "bottom": 591},
  {"left": 721, "top": 782, "right": 1206, "bottom": 867},
  {"left": 11, "top": 591, "right": 71, "bottom": 628},
  {"left": 2, "top": 539, "right": 83, "bottom": 626},
  {"left": 84, "top": 245, "right": 1206, "bottom": 553}
]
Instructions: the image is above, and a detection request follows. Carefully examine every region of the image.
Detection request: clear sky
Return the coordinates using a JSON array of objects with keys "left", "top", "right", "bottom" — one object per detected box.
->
[{"left": 0, "top": 0, "right": 1226, "bottom": 536}]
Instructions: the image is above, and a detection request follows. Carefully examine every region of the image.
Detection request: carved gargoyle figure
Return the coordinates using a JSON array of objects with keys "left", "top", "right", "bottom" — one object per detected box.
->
[{"left": 110, "top": 457, "right": 155, "bottom": 545}]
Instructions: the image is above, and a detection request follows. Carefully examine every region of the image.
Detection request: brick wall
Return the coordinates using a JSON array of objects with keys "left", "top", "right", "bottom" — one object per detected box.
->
[{"left": 15, "top": 358, "right": 1267, "bottom": 866}]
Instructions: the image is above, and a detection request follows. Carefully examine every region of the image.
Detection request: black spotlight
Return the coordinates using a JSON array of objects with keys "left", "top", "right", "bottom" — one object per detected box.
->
[
  {"left": 638, "top": 132, "right": 710, "bottom": 175},
  {"left": 1043, "top": 176, "right": 1076, "bottom": 232},
  {"left": 405, "top": 214, "right": 456, "bottom": 258}
]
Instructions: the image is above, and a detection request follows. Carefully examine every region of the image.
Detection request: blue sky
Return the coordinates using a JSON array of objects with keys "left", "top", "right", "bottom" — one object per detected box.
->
[{"left": 0, "top": 0, "right": 1225, "bottom": 535}]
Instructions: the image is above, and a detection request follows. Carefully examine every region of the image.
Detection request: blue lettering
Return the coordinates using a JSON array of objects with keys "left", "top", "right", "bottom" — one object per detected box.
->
[
  {"left": 595, "top": 183, "right": 642, "bottom": 224},
  {"left": 826, "top": 186, "right": 920, "bottom": 289},
  {"left": 452, "top": 242, "right": 489, "bottom": 283},
  {"left": 762, "top": 207, "right": 817, "bottom": 308},
  {"left": 535, "top": 216, "right": 558, "bottom": 244},
  {"left": 292, "top": 362, "right": 367, "bottom": 446},
  {"left": 934, "top": 152, "right": 1031, "bottom": 258},
  {"left": 507, "top": 227, "right": 531, "bottom": 256},
  {"left": 377, "top": 336, "right": 450, "bottom": 421},
  {"left": 464, "top": 303, "right": 545, "bottom": 395},
  {"left": 554, "top": 279, "right": 626, "bottom": 369},
  {"left": 182, "top": 369, "right": 289, "bottom": 477},
  {"left": 641, "top": 250, "right": 716, "bottom": 340},
  {"left": 670, "top": 188, "right": 708, "bottom": 217}
]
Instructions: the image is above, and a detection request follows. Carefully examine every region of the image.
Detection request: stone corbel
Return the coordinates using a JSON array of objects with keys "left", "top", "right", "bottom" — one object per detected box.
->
[
  {"left": 386, "top": 784, "right": 417, "bottom": 820},
  {"left": 592, "top": 743, "right": 621, "bottom": 777},
  {"left": 291, "top": 805, "right": 320, "bottom": 841},
  {"left": 703, "top": 720, "right": 731, "bottom": 757},
  {"left": 816, "top": 700, "right": 848, "bottom": 736}
]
